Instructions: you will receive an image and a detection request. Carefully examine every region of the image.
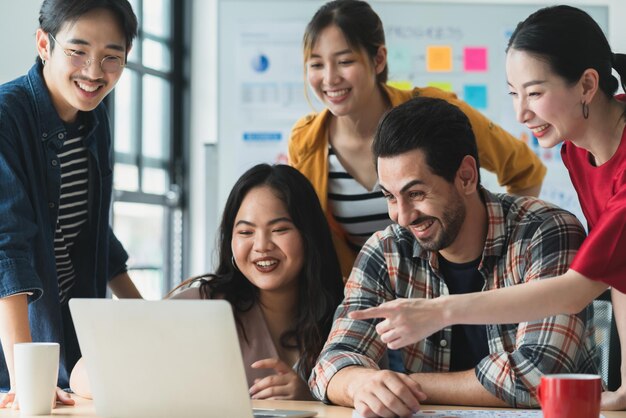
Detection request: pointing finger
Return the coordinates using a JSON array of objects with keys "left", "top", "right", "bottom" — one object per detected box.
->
[{"left": 348, "top": 306, "right": 390, "bottom": 320}]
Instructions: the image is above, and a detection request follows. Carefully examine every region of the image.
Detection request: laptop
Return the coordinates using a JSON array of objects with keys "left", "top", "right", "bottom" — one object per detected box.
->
[{"left": 69, "top": 299, "right": 317, "bottom": 418}]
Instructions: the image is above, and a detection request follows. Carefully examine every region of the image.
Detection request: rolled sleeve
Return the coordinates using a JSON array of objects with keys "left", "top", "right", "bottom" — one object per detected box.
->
[
  {"left": 476, "top": 312, "right": 592, "bottom": 407},
  {"left": 107, "top": 227, "right": 129, "bottom": 281},
  {"left": 0, "top": 129, "right": 43, "bottom": 302},
  {"left": 476, "top": 206, "right": 594, "bottom": 407},
  {"left": 0, "top": 258, "right": 42, "bottom": 301},
  {"left": 309, "top": 234, "right": 396, "bottom": 402}
]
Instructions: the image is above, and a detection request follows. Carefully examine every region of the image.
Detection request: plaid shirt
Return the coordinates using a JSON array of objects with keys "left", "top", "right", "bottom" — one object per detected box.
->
[{"left": 310, "top": 189, "right": 598, "bottom": 408}]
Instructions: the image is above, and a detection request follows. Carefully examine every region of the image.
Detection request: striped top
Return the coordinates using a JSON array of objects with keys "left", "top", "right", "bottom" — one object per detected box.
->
[
  {"left": 55, "top": 120, "right": 89, "bottom": 304},
  {"left": 327, "top": 146, "right": 391, "bottom": 251}
]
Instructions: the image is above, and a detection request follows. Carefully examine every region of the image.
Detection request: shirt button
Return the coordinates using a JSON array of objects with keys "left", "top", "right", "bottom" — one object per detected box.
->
[
  {"left": 51, "top": 159, "right": 58, "bottom": 167},
  {"left": 439, "top": 339, "right": 448, "bottom": 348},
  {"left": 42, "top": 132, "right": 48, "bottom": 138},
  {"left": 48, "top": 202, "right": 55, "bottom": 209},
  {"left": 58, "top": 133, "right": 65, "bottom": 140}
]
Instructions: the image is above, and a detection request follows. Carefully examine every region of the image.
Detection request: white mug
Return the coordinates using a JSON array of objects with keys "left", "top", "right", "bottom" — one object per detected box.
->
[{"left": 14, "top": 342, "right": 59, "bottom": 415}]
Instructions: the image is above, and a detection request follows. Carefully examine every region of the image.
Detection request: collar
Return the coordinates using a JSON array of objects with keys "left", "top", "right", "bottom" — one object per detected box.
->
[
  {"left": 381, "top": 83, "right": 417, "bottom": 107},
  {"left": 480, "top": 187, "right": 508, "bottom": 260},
  {"left": 26, "top": 61, "right": 99, "bottom": 146}
]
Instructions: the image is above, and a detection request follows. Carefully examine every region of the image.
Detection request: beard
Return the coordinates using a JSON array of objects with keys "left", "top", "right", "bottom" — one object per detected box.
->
[{"left": 413, "top": 191, "right": 466, "bottom": 252}]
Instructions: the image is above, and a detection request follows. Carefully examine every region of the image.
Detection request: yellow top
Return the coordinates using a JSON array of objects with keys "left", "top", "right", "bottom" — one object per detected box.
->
[{"left": 288, "top": 84, "right": 546, "bottom": 278}]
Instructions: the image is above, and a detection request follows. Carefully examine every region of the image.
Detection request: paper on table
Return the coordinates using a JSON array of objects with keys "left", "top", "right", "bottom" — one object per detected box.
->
[{"left": 352, "top": 410, "right": 606, "bottom": 417}]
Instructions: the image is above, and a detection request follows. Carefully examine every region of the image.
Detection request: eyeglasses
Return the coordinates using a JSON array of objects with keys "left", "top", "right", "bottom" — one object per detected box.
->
[{"left": 48, "top": 33, "right": 125, "bottom": 74}]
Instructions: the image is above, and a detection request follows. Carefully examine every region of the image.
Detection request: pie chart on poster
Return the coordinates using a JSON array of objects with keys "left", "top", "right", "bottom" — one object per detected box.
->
[{"left": 251, "top": 54, "right": 270, "bottom": 72}]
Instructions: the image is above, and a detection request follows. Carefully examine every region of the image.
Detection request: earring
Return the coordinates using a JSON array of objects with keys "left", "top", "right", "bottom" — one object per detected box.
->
[
  {"left": 231, "top": 256, "right": 239, "bottom": 271},
  {"left": 40, "top": 56, "right": 46, "bottom": 66},
  {"left": 582, "top": 101, "right": 590, "bottom": 119}
]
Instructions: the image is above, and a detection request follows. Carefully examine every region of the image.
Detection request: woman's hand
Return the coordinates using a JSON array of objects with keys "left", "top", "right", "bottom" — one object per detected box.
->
[
  {"left": 348, "top": 298, "right": 447, "bottom": 349},
  {"left": 249, "top": 358, "right": 313, "bottom": 400},
  {"left": 0, "top": 387, "right": 75, "bottom": 409}
]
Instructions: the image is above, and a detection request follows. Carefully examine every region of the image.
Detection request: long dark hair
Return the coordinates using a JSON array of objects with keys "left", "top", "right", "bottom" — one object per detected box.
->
[
  {"left": 303, "top": 0, "right": 388, "bottom": 84},
  {"left": 507, "top": 5, "right": 626, "bottom": 99},
  {"left": 172, "top": 164, "right": 343, "bottom": 378}
]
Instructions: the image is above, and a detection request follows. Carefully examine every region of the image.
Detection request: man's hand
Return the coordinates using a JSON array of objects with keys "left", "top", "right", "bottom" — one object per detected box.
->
[
  {"left": 108, "top": 272, "right": 142, "bottom": 299},
  {"left": 601, "top": 386, "right": 626, "bottom": 410},
  {"left": 249, "top": 358, "right": 312, "bottom": 400},
  {"left": 0, "top": 391, "right": 15, "bottom": 409},
  {"left": 348, "top": 369, "right": 426, "bottom": 418},
  {"left": 349, "top": 298, "right": 446, "bottom": 349},
  {"left": 54, "top": 388, "right": 75, "bottom": 407}
]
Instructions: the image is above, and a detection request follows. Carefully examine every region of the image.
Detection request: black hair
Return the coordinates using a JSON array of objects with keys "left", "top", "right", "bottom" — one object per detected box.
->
[
  {"left": 172, "top": 164, "right": 343, "bottom": 379},
  {"left": 303, "top": 0, "right": 388, "bottom": 84},
  {"left": 39, "top": 0, "right": 138, "bottom": 55},
  {"left": 507, "top": 5, "right": 626, "bottom": 99},
  {"left": 373, "top": 97, "right": 480, "bottom": 184}
]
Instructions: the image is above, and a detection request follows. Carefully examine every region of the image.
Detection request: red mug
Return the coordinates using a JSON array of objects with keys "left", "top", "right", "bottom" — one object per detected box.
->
[{"left": 537, "top": 374, "right": 602, "bottom": 418}]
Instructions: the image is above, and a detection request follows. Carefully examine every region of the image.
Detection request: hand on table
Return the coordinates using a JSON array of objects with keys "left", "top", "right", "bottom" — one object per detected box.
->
[
  {"left": 249, "top": 358, "right": 313, "bottom": 400},
  {"left": 602, "top": 385, "right": 626, "bottom": 410},
  {"left": 349, "top": 298, "right": 445, "bottom": 349},
  {"left": 0, "top": 391, "right": 14, "bottom": 409},
  {"left": 350, "top": 369, "right": 426, "bottom": 418},
  {"left": 0, "top": 387, "right": 75, "bottom": 409}
]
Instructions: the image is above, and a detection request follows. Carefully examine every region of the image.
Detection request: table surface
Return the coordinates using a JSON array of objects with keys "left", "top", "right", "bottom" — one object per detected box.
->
[{"left": 1, "top": 397, "right": 625, "bottom": 417}]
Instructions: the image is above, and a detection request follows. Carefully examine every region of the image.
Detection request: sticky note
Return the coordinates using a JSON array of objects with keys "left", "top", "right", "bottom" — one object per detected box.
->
[
  {"left": 464, "top": 47, "right": 488, "bottom": 72},
  {"left": 428, "top": 81, "right": 453, "bottom": 92},
  {"left": 426, "top": 45, "right": 453, "bottom": 72},
  {"left": 464, "top": 85, "right": 487, "bottom": 109},
  {"left": 387, "top": 80, "right": 413, "bottom": 90},
  {"left": 387, "top": 46, "right": 412, "bottom": 74}
]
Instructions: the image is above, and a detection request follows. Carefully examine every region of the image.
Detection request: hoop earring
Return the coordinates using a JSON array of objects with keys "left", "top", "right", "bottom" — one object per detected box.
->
[
  {"left": 582, "top": 101, "right": 590, "bottom": 119},
  {"left": 231, "top": 256, "right": 239, "bottom": 271}
]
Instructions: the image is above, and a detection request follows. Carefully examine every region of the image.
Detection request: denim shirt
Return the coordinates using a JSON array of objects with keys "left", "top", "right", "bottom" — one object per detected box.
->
[{"left": 0, "top": 62, "right": 128, "bottom": 390}]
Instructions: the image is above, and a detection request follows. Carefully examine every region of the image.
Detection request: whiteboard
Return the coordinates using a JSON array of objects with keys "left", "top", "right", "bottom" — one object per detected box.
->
[{"left": 216, "top": 0, "right": 609, "bottom": 226}]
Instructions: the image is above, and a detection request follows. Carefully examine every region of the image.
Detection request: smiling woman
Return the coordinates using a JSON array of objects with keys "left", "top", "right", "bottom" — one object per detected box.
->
[
  {"left": 231, "top": 186, "right": 305, "bottom": 295},
  {"left": 165, "top": 164, "right": 344, "bottom": 401},
  {"left": 289, "top": 0, "right": 547, "bottom": 279}
]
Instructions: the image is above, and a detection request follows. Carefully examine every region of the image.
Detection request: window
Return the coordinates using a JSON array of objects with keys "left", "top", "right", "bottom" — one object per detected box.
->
[{"left": 108, "top": 0, "right": 189, "bottom": 299}]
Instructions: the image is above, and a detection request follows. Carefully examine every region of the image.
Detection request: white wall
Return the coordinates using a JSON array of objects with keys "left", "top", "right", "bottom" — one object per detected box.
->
[
  {"left": 0, "top": 0, "right": 41, "bottom": 83},
  {"left": 189, "top": 0, "right": 219, "bottom": 275},
  {"left": 419, "top": 0, "right": 626, "bottom": 54}
]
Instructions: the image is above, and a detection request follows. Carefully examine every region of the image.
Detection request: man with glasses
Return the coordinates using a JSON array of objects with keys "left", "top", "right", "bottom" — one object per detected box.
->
[{"left": 0, "top": 0, "right": 142, "bottom": 409}]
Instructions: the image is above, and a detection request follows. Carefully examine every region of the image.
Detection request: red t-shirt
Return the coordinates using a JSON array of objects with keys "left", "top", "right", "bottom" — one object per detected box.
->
[{"left": 561, "top": 113, "right": 626, "bottom": 292}]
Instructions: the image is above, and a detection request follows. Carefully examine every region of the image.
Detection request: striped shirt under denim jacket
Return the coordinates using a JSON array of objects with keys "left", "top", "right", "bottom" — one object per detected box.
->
[{"left": 310, "top": 188, "right": 598, "bottom": 408}]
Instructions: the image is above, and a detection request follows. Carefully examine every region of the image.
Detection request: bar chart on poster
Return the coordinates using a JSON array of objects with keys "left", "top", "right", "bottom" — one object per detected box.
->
[{"left": 216, "top": 0, "right": 609, "bottom": 225}]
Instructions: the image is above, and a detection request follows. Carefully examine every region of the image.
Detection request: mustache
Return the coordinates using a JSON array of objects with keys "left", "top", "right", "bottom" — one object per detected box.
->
[
  {"left": 72, "top": 75, "right": 106, "bottom": 85},
  {"left": 410, "top": 216, "right": 435, "bottom": 226}
]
